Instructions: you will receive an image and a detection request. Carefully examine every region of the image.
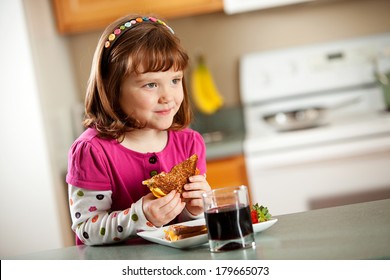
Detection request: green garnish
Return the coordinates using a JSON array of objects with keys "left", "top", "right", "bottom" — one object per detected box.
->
[{"left": 252, "top": 203, "right": 272, "bottom": 222}]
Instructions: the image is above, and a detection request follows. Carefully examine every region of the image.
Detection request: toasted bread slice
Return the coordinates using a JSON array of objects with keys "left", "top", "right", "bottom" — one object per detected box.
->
[
  {"left": 142, "top": 154, "right": 199, "bottom": 198},
  {"left": 164, "top": 224, "right": 207, "bottom": 241}
]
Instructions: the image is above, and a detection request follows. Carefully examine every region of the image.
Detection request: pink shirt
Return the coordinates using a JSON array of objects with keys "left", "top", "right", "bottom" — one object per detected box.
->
[{"left": 66, "top": 128, "right": 207, "bottom": 212}]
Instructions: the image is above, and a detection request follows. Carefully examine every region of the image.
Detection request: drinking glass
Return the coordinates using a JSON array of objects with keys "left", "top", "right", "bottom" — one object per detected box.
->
[{"left": 202, "top": 185, "right": 255, "bottom": 252}]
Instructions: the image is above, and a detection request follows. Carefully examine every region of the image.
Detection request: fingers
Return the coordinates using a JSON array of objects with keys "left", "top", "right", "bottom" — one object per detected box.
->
[
  {"left": 162, "top": 192, "right": 186, "bottom": 216},
  {"left": 181, "top": 175, "right": 211, "bottom": 216},
  {"left": 143, "top": 173, "right": 210, "bottom": 226},
  {"left": 153, "top": 190, "right": 177, "bottom": 206},
  {"left": 188, "top": 174, "right": 207, "bottom": 183},
  {"left": 186, "top": 197, "right": 204, "bottom": 208},
  {"left": 182, "top": 189, "right": 204, "bottom": 199},
  {"left": 143, "top": 191, "right": 186, "bottom": 227},
  {"left": 182, "top": 175, "right": 211, "bottom": 198}
]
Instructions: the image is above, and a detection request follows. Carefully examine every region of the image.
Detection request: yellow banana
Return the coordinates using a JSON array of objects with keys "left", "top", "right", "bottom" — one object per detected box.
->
[{"left": 190, "top": 56, "right": 224, "bottom": 114}]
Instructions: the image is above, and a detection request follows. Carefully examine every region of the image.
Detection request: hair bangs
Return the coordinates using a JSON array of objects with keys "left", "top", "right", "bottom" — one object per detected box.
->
[{"left": 130, "top": 30, "right": 188, "bottom": 74}]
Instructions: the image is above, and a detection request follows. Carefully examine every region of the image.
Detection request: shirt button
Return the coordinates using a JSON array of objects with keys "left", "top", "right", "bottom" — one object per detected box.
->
[
  {"left": 150, "top": 170, "right": 158, "bottom": 177},
  {"left": 149, "top": 156, "right": 157, "bottom": 164}
]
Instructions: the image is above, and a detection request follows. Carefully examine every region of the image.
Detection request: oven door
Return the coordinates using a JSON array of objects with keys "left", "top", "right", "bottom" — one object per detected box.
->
[{"left": 244, "top": 134, "right": 390, "bottom": 216}]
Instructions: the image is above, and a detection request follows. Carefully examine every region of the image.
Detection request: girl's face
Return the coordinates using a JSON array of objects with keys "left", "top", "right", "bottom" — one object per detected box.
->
[{"left": 119, "top": 68, "right": 184, "bottom": 130}]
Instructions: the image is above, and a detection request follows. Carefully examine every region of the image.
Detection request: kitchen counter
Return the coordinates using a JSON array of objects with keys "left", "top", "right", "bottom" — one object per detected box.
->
[
  {"left": 205, "top": 132, "right": 245, "bottom": 160},
  {"left": 191, "top": 106, "right": 246, "bottom": 160},
  {"left": 8, "top": 199, "right": 390, "bottom": 260}
]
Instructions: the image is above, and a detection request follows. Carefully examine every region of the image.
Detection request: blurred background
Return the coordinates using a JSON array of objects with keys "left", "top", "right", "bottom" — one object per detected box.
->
[{"left": 1, "top": 0, "right": 390, "bottom": 258}]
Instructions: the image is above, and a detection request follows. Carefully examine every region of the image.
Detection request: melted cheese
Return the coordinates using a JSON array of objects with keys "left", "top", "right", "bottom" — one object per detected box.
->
[{"left": 151, "top": 187, "right": 166, "bottom": 198}]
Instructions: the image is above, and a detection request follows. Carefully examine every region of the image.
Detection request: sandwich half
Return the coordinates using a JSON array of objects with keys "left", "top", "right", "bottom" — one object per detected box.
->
[
  {"left": 142, "top": 154, "right": 199, "bottom": 198},
  {"left": 164, "top": 224, "right": 207, "bottom": 241}
]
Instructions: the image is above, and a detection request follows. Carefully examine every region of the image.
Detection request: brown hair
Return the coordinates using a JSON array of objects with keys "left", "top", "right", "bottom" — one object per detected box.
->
[{"left": 83, "top": 15, "right": 192, "bottom": 140}]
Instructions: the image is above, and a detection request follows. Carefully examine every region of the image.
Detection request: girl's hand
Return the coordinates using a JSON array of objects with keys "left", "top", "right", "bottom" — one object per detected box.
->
[
  {"left": 142, "top": 191, "right": 185, "bottom": 227},
  {"left": 182, "top": 174, "right": 211, "bottom": 216}
]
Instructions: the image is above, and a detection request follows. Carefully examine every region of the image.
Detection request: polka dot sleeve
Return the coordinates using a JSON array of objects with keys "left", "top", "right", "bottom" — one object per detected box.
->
[{"left": 68, "top": 184, "right": 156, "bottom": 245}]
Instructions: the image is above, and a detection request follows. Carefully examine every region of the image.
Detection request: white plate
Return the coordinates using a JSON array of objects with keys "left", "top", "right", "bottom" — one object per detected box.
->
[
  {"left": 137, "top": 218, "right": 208, "bottom": 249},
  {"left": 253, "top": 218, "right": 278, "bottom": 233},
  {"left": 137, "top": 218, "right": 278, "bottom": 249}
]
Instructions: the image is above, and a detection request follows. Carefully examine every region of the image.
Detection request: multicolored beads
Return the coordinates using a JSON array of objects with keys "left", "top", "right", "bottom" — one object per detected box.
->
[{"left": 104, "top": 16, "right": 174, "bottom": 49}]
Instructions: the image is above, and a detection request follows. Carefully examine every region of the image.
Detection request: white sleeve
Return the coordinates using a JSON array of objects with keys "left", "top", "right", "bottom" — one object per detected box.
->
[{"left": 68, "top": 184, "right": 157, "bottom": 245}]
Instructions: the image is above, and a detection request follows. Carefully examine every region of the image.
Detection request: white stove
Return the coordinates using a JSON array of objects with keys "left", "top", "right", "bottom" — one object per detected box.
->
[
  {"left": 245, "top": 113, "right": 390, "bottom": 156},
  {"left": 240, "top": 33, "right": 390, "bottom": 215}
]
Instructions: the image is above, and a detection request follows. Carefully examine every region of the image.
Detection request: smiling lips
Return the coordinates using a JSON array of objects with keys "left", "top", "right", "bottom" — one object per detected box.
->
[{"left": 155, "top": 107, "right": 173, "bottom": 115}]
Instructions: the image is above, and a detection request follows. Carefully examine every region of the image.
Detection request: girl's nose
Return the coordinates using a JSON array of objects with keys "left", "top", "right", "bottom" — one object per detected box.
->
[{"left": 159, "top": 86, "right": 173, "bottom": 103}]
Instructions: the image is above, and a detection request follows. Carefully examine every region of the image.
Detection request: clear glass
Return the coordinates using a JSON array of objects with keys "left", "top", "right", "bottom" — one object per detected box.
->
[{"left": 202, "top": 185, "right": 255, "bottom": 252}]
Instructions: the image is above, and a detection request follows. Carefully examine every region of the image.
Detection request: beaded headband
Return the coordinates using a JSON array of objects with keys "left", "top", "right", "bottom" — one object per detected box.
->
[{"left": 104, "top": 16, "right": 175, "bottom": 49}]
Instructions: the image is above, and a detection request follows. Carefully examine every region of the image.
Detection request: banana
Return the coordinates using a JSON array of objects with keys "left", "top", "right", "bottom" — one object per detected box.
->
[{"left": 190, "top": 56, "right": 224, "bottom": 114}]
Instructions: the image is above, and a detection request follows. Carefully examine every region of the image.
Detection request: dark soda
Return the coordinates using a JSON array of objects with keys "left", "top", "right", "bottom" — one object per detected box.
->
[{"left": 205, "top": 204, "right": 253, "bottom": 241}]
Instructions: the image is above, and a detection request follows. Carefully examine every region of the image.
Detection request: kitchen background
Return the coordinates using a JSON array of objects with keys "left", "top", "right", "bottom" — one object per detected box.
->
[{"left": 1, "top": 0, "right": 389, "bottom": 258}]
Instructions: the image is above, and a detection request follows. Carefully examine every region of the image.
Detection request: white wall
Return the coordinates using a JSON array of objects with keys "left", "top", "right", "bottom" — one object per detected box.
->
[
  {"left": 0, "top": 0, "right": 77, "bottom": 258},
  {"left": 68, "top": 0, "right": 390, "bottom": 107}
]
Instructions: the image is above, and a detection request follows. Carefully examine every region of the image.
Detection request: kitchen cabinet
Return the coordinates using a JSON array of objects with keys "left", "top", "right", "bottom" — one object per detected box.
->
[
  {"left": 52, "top": 0, "right": 223, "bottom": 34},
  {"left": 206, "top": 154, "right": 251, "bottom": 194}
]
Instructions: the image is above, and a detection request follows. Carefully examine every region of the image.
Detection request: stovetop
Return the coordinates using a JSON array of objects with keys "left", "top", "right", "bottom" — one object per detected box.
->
[{"left": 244, "top": 111, "right": 390, "bottom": 154}]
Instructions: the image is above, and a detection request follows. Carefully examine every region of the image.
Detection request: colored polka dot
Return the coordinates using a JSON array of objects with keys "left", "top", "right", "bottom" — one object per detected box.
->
[
  {"left": 113, "top": 237, "right": 121, "bottom": 242},
  {"left": 76, "top": 190, "right": 84, "bottom": 197},
  {"left": 124, "top": 208, "right": 129, "bottom": 215},
  {"left": 89, "top": 206, "right": 97, "bottom": 212},
  {"left": 92, "top": 215, "right": 99, "bottom": 223},
  {"left": 96, "top": 194, "right": 104, "bottom": 200},
  {"left": 131, "top": 214, "right": 138, "bottom": 221},
  {"left": 100, "top": 228, "right": 106, "bottom": 236},
  {"left": 83, "top": 232, "right": 89, "bottom": 239},
  {"left": 117, "top": 225, "right": 123, "bottom": 232},
  {"left": 146, "top": 221, "right": 154, "bottom": 227},
  {"left": 112, "top": 212, "right": 118, "bottom": 218},
  {"left": 69, "top": 198, "right": 73, "bottom": 206},
  {"left": 75, "top": 212, "right": 81, "bottom": 219}
]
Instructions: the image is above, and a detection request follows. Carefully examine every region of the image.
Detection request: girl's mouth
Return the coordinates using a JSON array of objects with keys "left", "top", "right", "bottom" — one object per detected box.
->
[{"left": 155, "top": 108, "right": 172, "bottom": 115}]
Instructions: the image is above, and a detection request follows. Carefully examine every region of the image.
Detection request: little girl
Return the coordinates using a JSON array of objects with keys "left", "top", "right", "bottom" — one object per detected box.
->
[{"left": 66, "top": 15, "right": 211, "bottom": 245}]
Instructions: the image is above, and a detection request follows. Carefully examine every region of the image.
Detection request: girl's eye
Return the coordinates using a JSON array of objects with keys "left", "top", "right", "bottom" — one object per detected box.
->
[
  {"left": 172, "top": 78, "right": 182, "bottom": 85},
  {"left": 145, "top": 83, "right": 157, "bottom": 89}
]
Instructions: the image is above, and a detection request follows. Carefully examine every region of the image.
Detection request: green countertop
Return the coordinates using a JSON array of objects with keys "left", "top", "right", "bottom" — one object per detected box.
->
[
  {"left": 205, "top": 132, "right": 244, "bottom": 160},
  {"left": 191, "top": 106, "right": 246, "bottom": 160},
  {"left": 8, "top": 199, "right": 390, "bottom": 260}
]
